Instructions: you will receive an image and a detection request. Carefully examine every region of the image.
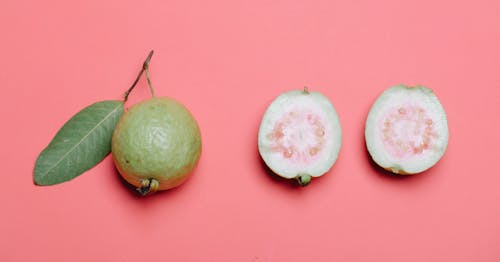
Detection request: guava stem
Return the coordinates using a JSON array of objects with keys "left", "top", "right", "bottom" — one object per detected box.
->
[
  {"left": 137, "top": 178, "right": 159, "bottom": 196},
  {"left": 123, "top": 50, "right": 155, "bottom": 102},
  {"left": 149, "top": 179, "right": 159, "bottom": 193},
  {"left": 303, "top": 86, "right": 309, "bottom": 94},
  {"left": 296, "top": 174, "right": 312, "bottom": 186},
  {"left": 144, "top": 64, "right": 156, "bottom": 98}
]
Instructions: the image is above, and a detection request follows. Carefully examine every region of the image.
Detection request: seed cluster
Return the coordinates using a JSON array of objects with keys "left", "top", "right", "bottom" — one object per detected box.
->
[
  {"left": 268, "top": 110, "right": 326, "bottom": 162},
  {"left": 381, "top": 106, "right": 438, "bottom": 158}
]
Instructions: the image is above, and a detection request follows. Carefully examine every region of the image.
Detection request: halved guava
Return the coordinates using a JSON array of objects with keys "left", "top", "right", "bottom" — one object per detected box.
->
[
  {"left": 365, "top": 85, "right": 449, "bottom": 174},
  {"left": 258, "top": 88, "right": 342, "bottom": 186}
]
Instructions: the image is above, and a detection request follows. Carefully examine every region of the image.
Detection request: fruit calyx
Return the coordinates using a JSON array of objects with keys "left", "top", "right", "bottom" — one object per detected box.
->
[
  {"left": 296, "top": 174, "right": 312, "bottom": 186},
  {"left": 137, "top": 178, "right": 159, "bottom": 196},
  {"left": 123, "top": 50, "right": 156, "bottom": 102}
]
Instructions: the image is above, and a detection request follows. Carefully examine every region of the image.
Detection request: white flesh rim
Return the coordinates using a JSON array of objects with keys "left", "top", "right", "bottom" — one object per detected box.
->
[
  {"left": 365, "top": 85, "right": 449, "bottom": 174},
  {"left": 258, "top": 89, "right": 342, "bottom": 182}
]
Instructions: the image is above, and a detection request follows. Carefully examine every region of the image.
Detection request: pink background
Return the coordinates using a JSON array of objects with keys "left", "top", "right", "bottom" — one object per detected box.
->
[{"left": 1, "top": 0, "right": 500, "bottom": 261}]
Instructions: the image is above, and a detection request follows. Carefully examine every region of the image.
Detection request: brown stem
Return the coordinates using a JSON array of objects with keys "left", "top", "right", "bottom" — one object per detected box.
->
[
  {"left": 145, "top": 63, "right": 156, "bottom": 98},
  {"left": 123, "top": 50, "right": 155, "bottom": 102},
  {"left": 137, "top": 178, "right": 159, "bottom": 196}
]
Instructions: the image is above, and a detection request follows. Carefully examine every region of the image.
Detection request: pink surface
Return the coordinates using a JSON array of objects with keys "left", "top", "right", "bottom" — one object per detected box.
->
[{"left": 1, "top": 0, "right": 500, "bottom": 261}]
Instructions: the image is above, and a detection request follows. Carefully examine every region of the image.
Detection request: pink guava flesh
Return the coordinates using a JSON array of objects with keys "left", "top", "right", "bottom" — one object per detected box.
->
[
  {"left": 380, "top": 106, "right": 438, "bottom": 159},
  {"left": 267, "top": 110, "right": 327, "bottom": 165}
]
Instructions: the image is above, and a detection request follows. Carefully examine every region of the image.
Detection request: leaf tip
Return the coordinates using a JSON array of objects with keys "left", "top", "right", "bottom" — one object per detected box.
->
[{"left": 33, "top": 170, "right": 46, "bottom": 186}]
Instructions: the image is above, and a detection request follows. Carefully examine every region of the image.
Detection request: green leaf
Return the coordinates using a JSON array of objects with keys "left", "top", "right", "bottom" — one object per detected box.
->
[{"left": 34, "top": 100, "right": 124, "bottom": 186}]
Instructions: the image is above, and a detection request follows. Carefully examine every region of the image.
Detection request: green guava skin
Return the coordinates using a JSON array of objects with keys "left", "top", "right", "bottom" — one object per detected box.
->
[{"left": 112, "top": 97, "right": 202, "bottom": 191}]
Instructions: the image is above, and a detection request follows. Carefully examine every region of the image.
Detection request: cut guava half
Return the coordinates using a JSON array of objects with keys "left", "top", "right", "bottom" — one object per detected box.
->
[
  {"left": 365, "top": 85, "right": 449, "bottom": 174},
  {"left": 258, "top": 88, "right": 342, "bottom": 186}
]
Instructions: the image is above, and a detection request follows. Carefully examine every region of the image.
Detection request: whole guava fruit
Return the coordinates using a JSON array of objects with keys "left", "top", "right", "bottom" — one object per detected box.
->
[{"left": 112, "top": 97, "right": 201, "bottom": 195}]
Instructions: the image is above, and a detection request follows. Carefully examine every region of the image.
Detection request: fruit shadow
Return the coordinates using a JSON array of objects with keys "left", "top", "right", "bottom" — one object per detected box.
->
[{"left": 257, "top": 152, "right": 297, "bottom": 188}]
